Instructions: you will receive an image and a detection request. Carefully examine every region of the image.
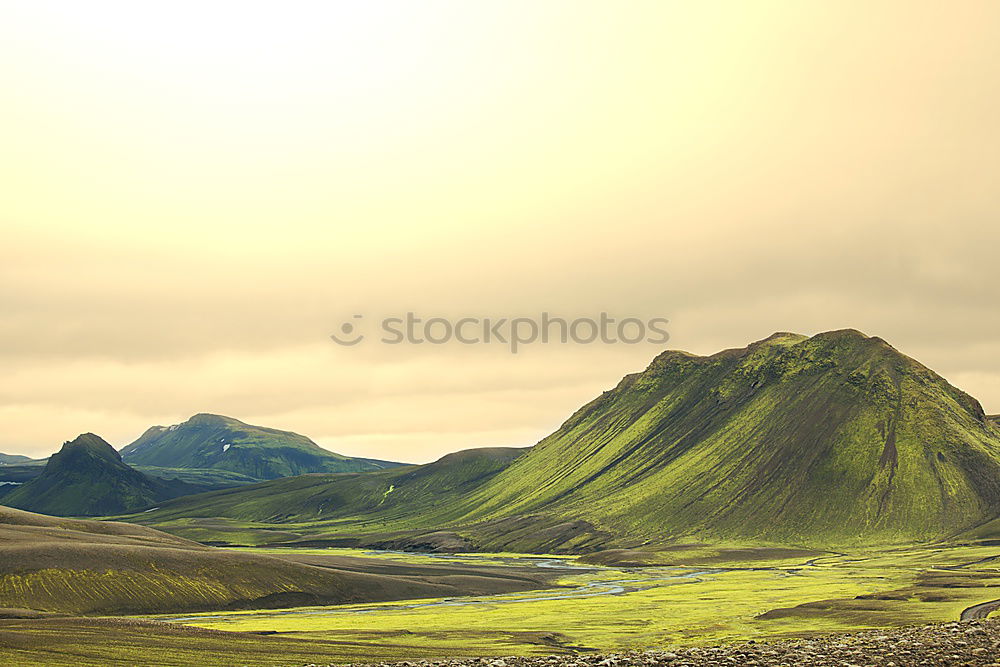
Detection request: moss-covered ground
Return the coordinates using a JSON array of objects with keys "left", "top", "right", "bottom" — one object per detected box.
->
[{"left": 127, "top": 544, "right": 1000, "bottom": 661}]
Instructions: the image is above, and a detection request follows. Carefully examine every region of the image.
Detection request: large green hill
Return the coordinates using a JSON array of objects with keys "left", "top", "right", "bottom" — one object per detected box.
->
[
  {"left": 119, "top": 413, "right": 401, "bottom": 480},
  {"left": 134, "top": 330, "right": 1000, "bottom": 551},
  {"left": 449, "top": 329, "right": 1000, "bottom": 547}
]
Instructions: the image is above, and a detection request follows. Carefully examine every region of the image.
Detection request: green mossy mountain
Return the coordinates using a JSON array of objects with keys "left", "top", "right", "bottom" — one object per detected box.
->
[
  {"left": 120, "top": 413, "right": 401, "bottom": 480},
  {"left": 137, "top": 330, "right": 1000, "bottom": 551},
  {"left": 3, "top": 434, "right": 167, "bottom": 516},
  {"left": 446, "top": 329, "right": 1000, "bottom": 547}
]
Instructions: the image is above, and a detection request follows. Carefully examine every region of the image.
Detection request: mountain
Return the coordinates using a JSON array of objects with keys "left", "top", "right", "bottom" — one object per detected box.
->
[
  {"left": 447, "top": 329, "right": 1000, "bottom": 548},
  {"left": 2, "top": 434, "right": 169, "bottom": 516},
  {"left": 136, "top": 330, "right": 1000, "bottom": 551},
  {"left": 120, "top": 413, "right": 402, "bottom": 480},
  {"left": 0, "top": 453, "right": 36, "bottom": 465}
]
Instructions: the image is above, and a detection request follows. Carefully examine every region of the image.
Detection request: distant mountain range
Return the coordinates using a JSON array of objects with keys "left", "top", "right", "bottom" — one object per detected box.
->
[
  {"left": 0, "top": 433, "right": 320, "bottom": 516},
  {"left": 119, "top": 413, "right": 402, "bottom": 480},
  {"left": 0, "top": 453, "right": 37, "bottom": 465},
  {"left": 0, "top": 414, "right": 406, "bottom": 507},
  {"left": 135, "top": 330, "right": 1000, "bottom": 551}
]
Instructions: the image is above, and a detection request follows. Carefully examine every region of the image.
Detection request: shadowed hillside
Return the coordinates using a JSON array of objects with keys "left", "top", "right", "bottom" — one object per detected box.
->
[
  {"left": 2, "top": 434, "right": 169, "bottom": 516},
  {"left": 0, "top": 435, "right": 275, "bottom": 516},
  {"left": 0, "top": 463, "right": 260, "bottom": 495}
]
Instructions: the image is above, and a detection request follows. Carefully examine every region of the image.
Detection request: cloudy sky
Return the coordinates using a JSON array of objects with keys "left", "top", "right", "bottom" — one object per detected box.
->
[{"left": 2, "top": 1, "right": 1000, "bottom": 461}]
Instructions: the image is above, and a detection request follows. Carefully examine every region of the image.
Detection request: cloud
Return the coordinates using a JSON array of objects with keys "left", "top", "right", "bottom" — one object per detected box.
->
[{"left": 2, "top": 1, "right": 999, "bottom": 457}]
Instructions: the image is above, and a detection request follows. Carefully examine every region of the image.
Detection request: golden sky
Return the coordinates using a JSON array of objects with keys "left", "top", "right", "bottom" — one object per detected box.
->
[{"left": 3, "top": 1, "right": 1000, "bottom": 461}]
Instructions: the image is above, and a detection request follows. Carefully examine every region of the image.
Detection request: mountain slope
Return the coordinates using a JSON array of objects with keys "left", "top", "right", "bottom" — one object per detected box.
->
[
  {"left": 120, "top": 414, "right": 401, "bottom": 480},
  {"left": 447, "top": 329, "right": 1000, "bottom": 547},
  {"left": 1, "top": 434, "right": 169, "bottom": 516},
  {"left": 135, "top": 330, "right": 1000, "bottom": 551},
  {"left": 131, "top": 447, "right": 527, "bottom": 547}
]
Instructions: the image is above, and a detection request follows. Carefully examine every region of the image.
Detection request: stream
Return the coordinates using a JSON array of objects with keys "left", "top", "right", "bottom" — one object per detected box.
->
[{"left": 160, "top": 550, "right": 723, "bottom": 623}]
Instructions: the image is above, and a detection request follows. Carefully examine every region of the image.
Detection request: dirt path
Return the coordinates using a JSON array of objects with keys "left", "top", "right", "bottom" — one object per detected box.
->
[{"left": 961, "top": 597, "right": 1000, "bottom": 620}]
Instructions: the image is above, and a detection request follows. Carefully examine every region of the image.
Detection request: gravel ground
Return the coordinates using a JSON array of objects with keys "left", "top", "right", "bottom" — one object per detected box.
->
[{"left": 326, "top": 619, "right": 1000, "bottom": 667}]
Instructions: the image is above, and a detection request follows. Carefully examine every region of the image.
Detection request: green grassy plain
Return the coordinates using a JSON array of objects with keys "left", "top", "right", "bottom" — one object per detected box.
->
[
  {"left": 142, "top": 544, "right": 1000, "bottom": 660},
  {"left": 5, "top": 544, "right": 1000, "bottom": 665}
]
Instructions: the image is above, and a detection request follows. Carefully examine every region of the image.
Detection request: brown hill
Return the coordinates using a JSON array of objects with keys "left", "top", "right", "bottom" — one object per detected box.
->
[{"left": 0, "top": 506, "right": 550, "bottom": 615}]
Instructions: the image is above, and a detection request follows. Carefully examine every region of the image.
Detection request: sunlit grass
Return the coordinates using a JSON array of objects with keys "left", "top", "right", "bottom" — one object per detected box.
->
[{"left": 147, "top": 544, "right": 1000, "bottom": 658}]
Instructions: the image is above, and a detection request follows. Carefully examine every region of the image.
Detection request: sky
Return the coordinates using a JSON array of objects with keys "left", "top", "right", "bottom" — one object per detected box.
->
[{"left": 2, "top": 1, "right": 1000, "bottom": 462}]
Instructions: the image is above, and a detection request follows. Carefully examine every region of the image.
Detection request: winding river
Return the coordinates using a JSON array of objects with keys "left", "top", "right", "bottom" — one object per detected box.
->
[{"left": 160, "top": 550, "right": 724, "bottom": 624}]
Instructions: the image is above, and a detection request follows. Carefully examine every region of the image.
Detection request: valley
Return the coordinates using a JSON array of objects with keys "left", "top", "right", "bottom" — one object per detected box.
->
[
  {"left": 5, "top": 544, "right": 1000, "bottom": 665},
  {"left": 6, "top": 1, "right": 998, "bottom": 661},
  {"left": 151, "top": 546, "right": 1000, "bottom": 655}
]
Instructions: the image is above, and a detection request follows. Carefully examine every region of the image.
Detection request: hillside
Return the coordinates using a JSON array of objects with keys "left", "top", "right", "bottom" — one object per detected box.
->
[
  {"left": 131, "top": 447, "right": 527, "bottom": 548},
  {"left": 134, "top": 466, "right": 260, "bottom": 488},
  {"left": 0, "top": 463, "right": 259, "bottom": 493},
  {"left": 447, "top": 329, "right": 1000, "bottom": 548},
  {"left": 0, "top": 454, "right": 36, "bottom": 465},
  {"left": 1, "top": 434, "right": 170, "bottom": 516},
  {"left": 120, "top": 413, "right": 401, "bottom": 480},
  {"left": 0, "top": 506, "right": 549, "bottom": 616},
  {"left": 135, "top": 330, "right": 1000, "bottom": 551}
]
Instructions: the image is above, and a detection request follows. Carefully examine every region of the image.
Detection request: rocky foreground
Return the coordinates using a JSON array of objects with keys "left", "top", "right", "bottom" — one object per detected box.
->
[{"left": 331, "top": 619, "right": 1000, "bottom": 667}]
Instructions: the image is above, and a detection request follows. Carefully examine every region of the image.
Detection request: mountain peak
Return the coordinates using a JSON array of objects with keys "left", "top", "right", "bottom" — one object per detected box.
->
[
  {"left": 813, "top": 327, "right": 869, "bottom": 339},
  {"left": 642, "top": 329, "right": 905, "bottom": 382},
  {"left": 3, "top": 433, "right": 164, "bottom": 516},
  {"left": 755, "top": 331, "right": 809, "bottom": 345},
  {"left": 58, "top": 433, "right": 123, "bottom": 464},
  {"left": 185, "top": 413, "right": 234, "bottom": 426}
]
